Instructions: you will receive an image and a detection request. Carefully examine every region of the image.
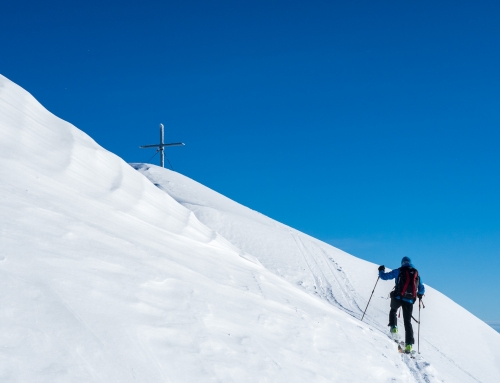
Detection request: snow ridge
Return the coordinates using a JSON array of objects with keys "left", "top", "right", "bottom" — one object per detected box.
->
[
  {"left": 0, "top": 74, "right": 499, "bottom": 382},
  {"left": 134, "top": 164, "right": 500, "bottom": 383}
]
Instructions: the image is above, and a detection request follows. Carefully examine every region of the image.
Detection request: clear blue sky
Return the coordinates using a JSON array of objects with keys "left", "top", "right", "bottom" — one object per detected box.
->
[{"left": 2, "top": 0, "right": 499, "bottom": 326}]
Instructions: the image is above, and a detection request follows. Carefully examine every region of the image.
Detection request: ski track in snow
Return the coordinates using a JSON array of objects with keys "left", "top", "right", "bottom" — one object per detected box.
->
[
  {"left": 403, "top": 355, "right": 432, "bottom": 383},
  {"left": 425, "top": 341, "right": 482, "bottom": 383},
  {"left": 289, "top": 230, "right": 362, "bottom": 317}
]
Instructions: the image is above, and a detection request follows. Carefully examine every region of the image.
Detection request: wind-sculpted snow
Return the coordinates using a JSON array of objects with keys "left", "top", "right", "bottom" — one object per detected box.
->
[
  {"left": 135, "top": 164, "right": 500, "bottom": 383},
  {"left": 0, "top": 74, "right": 498, "bottom": 382},
  {"left": 0, "top": 75, "right": 235, "bottom": 248}
]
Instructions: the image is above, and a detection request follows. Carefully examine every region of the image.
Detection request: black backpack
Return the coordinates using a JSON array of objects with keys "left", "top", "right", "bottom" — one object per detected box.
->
[{"left": 394, "top": 266, "right": 419, "bottom": 300}]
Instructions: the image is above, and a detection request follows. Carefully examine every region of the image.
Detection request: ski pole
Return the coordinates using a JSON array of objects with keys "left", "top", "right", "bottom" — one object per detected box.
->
[
  {"left": 418, "top": 298, "right": 421, "bottom": 354},
  {"left": 361, "top": 276, "right": 379, "bottom": 322}
]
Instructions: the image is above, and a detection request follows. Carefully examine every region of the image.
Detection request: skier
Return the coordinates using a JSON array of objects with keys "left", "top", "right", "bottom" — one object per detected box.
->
[{"left": 378, "top": 256, "right": 425, "bottom": 354}]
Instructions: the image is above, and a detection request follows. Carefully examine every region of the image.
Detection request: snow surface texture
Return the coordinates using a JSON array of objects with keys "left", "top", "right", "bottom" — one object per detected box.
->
[
  {"left": 0, "top": 75, "right": 499, "bottom": 383},
  {"left": 133, "top": 165, "right": 500, "bottom": 383}
]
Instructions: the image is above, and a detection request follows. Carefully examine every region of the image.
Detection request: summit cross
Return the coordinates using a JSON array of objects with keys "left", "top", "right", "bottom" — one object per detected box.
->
[{"left": 140, "top": 124, "right": 185, "bottom": 168}]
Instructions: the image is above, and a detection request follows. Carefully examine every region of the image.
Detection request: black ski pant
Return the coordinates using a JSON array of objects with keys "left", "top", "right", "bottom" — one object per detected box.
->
[{"left": 389, "top": 298, "right": 414, "bottom": 345}]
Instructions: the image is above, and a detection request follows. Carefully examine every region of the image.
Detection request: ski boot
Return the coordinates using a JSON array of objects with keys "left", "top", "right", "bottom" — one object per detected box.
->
[
  {"left": 404, "top": 344, "right": 412, "bottom": 354},
  {"left": 390, "top": 326, "right": 399, "bottom": 341}
]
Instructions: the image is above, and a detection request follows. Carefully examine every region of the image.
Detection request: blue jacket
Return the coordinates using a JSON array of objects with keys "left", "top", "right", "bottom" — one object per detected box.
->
[{"left": 379, "top": 265, "right": 425, "bottom": 303}]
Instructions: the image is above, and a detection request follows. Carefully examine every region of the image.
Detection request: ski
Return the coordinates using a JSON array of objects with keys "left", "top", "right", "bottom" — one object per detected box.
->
[
  {"left": 391, "top": 335, "right": 417, "bottom": 359},
  {"left": 397, "top": 341, "right": 404, "bottom": 353},
  {"left": 397, "top": 342, "right": 417, "bottom": 359}
]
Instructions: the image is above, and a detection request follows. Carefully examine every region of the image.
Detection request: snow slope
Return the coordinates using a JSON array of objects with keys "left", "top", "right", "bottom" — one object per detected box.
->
[
  {"left": 133, "top": 167, "right": 500, "bottom": 383},
  {"left": 0, "top": 74, "right": 498, "bottom": 383}
]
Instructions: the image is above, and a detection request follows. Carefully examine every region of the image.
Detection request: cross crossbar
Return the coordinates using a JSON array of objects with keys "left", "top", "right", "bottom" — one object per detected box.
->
[{"left": 140, "top": 143, "right": 185, "bottom": 149}]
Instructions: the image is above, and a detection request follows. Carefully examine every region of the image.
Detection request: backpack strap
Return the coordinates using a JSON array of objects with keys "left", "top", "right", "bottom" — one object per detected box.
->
[
  {"left": 412, "top": 270, "right": 419, "bottom": 297},
  {"left": 401, "top": 269, "right": 411, "bottom": 297}
]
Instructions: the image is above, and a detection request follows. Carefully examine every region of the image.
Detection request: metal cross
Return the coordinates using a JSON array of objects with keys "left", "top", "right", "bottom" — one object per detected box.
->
[{"left": 140, "top": 124, "right": 185, "bottom": 168}]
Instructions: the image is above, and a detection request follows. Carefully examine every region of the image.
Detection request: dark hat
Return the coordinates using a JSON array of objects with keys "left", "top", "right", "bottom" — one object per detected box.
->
[{"left": 401, "top": 257, "right": 412, "bottom": 267}]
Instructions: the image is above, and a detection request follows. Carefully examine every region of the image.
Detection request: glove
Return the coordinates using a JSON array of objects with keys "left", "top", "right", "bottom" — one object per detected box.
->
[
  {"left": 417, "top": 293, "right": 423, "bottom": 300},
  {"left": 378, "top": 265, "right": 385, "bottom": 271}
]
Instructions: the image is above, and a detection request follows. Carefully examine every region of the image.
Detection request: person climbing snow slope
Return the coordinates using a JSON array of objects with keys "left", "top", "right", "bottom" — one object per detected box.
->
[{"left": 378, "top": 256, "right": 425, "bottom": 354}]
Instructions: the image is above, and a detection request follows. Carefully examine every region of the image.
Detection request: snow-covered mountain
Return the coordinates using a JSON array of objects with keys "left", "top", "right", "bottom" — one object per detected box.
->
[{"left": 0, "top": 74, "right": 499, "bottom": 382}]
